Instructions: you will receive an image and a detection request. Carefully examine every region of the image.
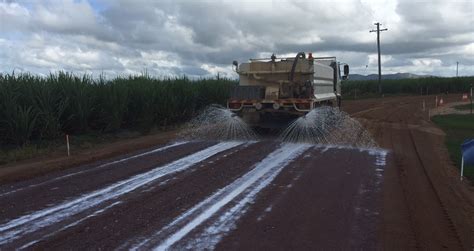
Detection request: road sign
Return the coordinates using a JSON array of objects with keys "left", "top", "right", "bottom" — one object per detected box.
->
[{"left": 461, "top": 139, "right": 474, "bottom": 180}]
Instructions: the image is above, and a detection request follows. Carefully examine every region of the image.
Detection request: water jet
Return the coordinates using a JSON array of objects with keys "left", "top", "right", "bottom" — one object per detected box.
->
[{"left": 180, "top": 105, "right": 258, "bottom": 141}]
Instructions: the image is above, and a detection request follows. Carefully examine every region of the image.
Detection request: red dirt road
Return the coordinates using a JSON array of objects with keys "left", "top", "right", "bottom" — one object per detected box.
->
[
  {"left": 345, "top": 95, "right": 473, "bottom": 250},
  {"left": 0, "top": 95, "right": 472, "bottom": 250}
]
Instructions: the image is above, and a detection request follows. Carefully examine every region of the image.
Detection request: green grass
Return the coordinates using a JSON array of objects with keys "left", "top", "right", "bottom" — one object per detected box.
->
[
  {"left": 454, "top": 103, "right": 473, "bottom": 111},
  {"left": 0, "top": 129, "right": 150, "bottom": 165},
  {"left": 0, "top": 144, "right": 46, "bottom": 165},
  {"left": 432, "top": 114, "right": 474, "bottom": 180}
]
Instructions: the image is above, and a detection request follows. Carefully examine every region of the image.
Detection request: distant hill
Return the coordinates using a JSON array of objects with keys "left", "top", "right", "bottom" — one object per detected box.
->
[{"left": 348, "top": 73, "right": 432, "bottom": 81}]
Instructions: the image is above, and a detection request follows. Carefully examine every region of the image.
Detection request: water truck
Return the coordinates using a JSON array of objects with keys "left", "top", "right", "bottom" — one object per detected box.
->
[{"left": 228, "top": 52, "right": 349, "bottom": 128}]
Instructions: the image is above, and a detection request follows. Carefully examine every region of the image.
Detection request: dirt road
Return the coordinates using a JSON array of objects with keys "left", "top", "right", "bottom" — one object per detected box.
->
[
  {"left": 0, "top": 95, "right": 472, "bottom": 250},
  {"left": 345, "top": 95, "right": 473, "bottom": 250}
]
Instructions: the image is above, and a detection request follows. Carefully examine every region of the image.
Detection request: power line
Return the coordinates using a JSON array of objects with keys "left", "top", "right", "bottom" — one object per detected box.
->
[{"left": 370, "top": 22, "right": 388, "bottom": 95}]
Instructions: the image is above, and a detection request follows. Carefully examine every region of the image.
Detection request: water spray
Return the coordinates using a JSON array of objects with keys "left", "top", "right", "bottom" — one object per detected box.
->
[
  {"left": 179, "top": 105, "right": 258, "bottom": 141},
  {"left": 279, "top": 106, "right": 377, "bottom": 148}
]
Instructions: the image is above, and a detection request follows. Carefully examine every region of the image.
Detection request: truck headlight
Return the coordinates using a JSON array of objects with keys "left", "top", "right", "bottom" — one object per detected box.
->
[
  {"left": 273, "top": 103, "right": 280, "bottom": 110},
  {"left": 255, "top": 102, "right": 263, "bottom": 110}
]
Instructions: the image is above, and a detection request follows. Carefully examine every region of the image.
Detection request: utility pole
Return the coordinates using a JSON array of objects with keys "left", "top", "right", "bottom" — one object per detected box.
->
[
  {"left": 370, "top": 22, "right": 388, "bottom": 95},
  {"left": 456, "top": 61, "right": 459, "bottom": 77}
]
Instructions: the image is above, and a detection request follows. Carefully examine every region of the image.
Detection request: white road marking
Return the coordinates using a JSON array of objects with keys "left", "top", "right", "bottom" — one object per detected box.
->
[
  {"left": 0, "top": 141, "right": 188, "bottom": 198},
  {"left": 128, "top": 143, "right": 310, "bottom": 251},
  {"left": 0, "top": 141, "right": 244, "bottom": 246}
]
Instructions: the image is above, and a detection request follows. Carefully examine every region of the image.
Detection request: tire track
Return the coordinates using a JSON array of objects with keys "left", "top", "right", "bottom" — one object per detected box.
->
[
  {"left": 215, "top": 146, "right": 388, "bottom": 250},
  {"left": 386, "top": 101, "right": 462, "bottom": 249},
  {"left": 26, "top": 141, "right": 273, "bottom": 250},
  {"left": 0, "top": 141, "right": 214, "bottom": 223},
  {"left": 407, "top": 127, "right": 463, "bottom": 249},
  {"left": 126, "top": 143, "right": 311, "bottom": 251},
  {"left": 0, "top": 141, "right": 245, "bottom": 246},
  {"left": 0, "top": 141, "right": 188, "bottom": 198}
]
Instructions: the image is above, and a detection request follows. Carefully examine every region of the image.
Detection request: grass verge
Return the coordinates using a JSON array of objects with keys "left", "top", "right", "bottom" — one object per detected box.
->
[
  {"left": 454, "top": 103, "right": 473, "bottom": 111},
  {"left": 0, "top": 127, "right": 176, "bottom": 166},
  {"left": 432, "top": 114, "right": 474, "bottom": 180}
]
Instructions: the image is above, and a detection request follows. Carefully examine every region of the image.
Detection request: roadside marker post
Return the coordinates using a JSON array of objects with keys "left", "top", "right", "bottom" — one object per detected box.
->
[
  {"left": 435, "top": 96, "right": 438, "bottom": 108},
  {"left": 461, "top": 157, "right": 464, "bottom": 181},
  {"left": 66, "top": 134, "right": 70, "bottom": 157}
]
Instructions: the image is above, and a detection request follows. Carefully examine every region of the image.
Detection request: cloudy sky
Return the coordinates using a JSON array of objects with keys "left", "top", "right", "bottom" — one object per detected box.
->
[{"left": 1, "top": 0, "right": 473, "bottom": 78}]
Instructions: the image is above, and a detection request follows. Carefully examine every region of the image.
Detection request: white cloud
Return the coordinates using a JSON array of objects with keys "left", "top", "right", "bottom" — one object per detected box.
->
[
  {"left": 0, "top": 1, "right": 30, "bottom": 31},
  {"left": 0, "top": 0, "right": 473, "bottom": 77},
  {"left": 200, "top": 63, "right": 235, "bottom": 79},
  {"left": 463, "top": 43, "right": 474, "bottom": 56},
  {"left": 368, "top": 54, "right": 393, "bottom": 66},
  {"left": 33, "top": 0, "right": 98, "bottom": 33},
  {"left": 412, "top": 58, "right": 443, "bottom": 67}
]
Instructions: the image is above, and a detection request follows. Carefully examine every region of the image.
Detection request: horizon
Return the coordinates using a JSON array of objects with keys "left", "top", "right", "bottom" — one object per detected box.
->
[{"left": 2, "top": 69, "right": 473, "bottom": 81}]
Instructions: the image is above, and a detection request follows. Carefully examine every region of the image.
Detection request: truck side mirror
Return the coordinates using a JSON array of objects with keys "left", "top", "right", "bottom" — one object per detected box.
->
[
  {"left": 343, "top": 64, "right": 349, "bottom": 76},
  {"left": 232, "top": 60, "right": 239, "bottom": 72}
]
